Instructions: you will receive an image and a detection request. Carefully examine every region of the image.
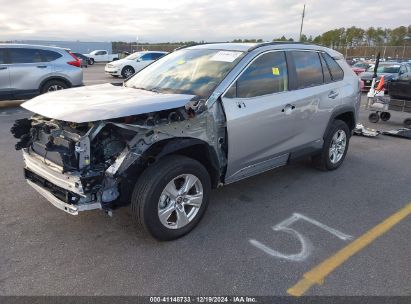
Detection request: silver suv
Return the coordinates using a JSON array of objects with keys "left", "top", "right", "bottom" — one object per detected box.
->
[
  {"left": 0, "top": 44, "right": 83, "bottom": 99},
  {"left": 12, "top": 42, "right": 361, "bottom": 240}
]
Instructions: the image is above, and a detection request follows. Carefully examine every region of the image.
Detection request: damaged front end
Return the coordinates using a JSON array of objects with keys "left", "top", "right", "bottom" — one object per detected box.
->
[{"left": 11, "top": 100, "right": 227, "bottom": 215}]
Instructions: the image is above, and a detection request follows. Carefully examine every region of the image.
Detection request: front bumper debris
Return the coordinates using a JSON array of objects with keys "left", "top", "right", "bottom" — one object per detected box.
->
[{"left": 23, "top": 149, "right": 102, "bottom": 215}]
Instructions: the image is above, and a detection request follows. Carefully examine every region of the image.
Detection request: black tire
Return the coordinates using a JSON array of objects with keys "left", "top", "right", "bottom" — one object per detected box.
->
[
  {"left": 131, "top": 155, "right": 211, "bottom": 241},
  {"left": 404, "top": 118, "right": 411, "bottom": 129},
  {"left": 121, "top": 66, "right": 135, "bottom": 78},
  {"left": 368, "top": 112, "right": 380, "bottom": 123},
  {"left": 380, "top": 112, "right": 391, "bottom": 121},
  {"left": 40, "top": 80, "right": 68, "bottom": 94},
  {"left": 312, "top": 119, "right": 350, "bottom": 171},
  {"left": 88, "top": 58, "right": 94, "bottom": 65}
]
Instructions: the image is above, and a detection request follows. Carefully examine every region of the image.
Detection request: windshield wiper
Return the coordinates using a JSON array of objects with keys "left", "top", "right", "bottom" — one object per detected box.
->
[{"left": 131, "top": 86, "right": 162, "bottom": 93}]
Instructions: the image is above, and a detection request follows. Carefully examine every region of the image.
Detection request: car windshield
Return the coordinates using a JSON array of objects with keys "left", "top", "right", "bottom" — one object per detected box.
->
[
  {"left": 367, "top": 65, "right": 400, "bottom": 73},
  {"left": 125, "top": 52, "right": 141, "bottom": 60},
  {"left": 124, "top": 49, "right": 244, "bottom": 98},
  {"left": 353, "top": 62, "right": 368, "bottom": 68}
]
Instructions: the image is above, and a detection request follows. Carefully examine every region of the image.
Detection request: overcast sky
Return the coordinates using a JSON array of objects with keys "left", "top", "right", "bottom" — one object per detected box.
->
[{"left": 0, "top": 0, "right": 410, "bottom": 42}]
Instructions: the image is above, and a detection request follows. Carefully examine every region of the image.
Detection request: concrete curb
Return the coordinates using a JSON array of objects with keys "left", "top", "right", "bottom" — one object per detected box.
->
[{"left": 0, "top": 100, "right": 24, "bottom": 110}]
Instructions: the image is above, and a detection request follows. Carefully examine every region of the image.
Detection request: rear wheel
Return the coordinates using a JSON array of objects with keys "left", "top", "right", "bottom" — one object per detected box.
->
[
  {"left": 404, "top": 118, "right": 411, "bottom": 129},
  {"left": 312, "top": 120, "right": 350, "bottom": 171},
  {"left": 121, "top": 66, "right": 135, "bottom": 78},
  {"left": 380, "top": 112, "right": 391, "bottom": 121},
  {"left": 41, "top": 80, "right": 68, "bottom": 94},
  {"left": 131, "top": 155, "right": 211, "bottom": 241}
]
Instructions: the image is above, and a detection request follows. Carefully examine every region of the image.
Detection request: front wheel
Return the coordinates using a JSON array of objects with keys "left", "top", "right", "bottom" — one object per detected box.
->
[
  {"left": 131, "top": 155, "right": 211, "bottom": 241},
  {"left": 88, "top": 58, "right": 94, "bottom": 65},
  {"left": 121, "top": 66, "right": 135, "bottom": 78},
  {"left": 312, "top": 120, "right": 350, "bottom": 171}
]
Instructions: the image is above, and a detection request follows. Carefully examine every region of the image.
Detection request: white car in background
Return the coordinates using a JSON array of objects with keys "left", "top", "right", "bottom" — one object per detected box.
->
[
  {"left": 85, "top": 50, "right": 119, "bottom": 65},
  {"left": 105, "top": 51, "right": 168, "bottom": 78}
]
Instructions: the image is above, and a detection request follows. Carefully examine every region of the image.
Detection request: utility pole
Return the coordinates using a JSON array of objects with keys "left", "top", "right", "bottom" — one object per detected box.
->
[{"left": 299, "top": 4, "right": 306, "bottom": 42}]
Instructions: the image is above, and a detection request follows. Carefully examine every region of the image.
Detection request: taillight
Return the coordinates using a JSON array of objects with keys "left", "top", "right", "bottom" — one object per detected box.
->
[{"left": 67, "top": 52, "right": 81, "bottom": 67}]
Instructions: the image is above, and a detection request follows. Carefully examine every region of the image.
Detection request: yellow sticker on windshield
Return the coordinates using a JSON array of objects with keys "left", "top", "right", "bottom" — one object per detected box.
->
[
  {"left": 272, "top": 67, "right": 280, "bottom": 75},
  {"left": 177, "top": 59, "right": 186, "bottom": 65}
]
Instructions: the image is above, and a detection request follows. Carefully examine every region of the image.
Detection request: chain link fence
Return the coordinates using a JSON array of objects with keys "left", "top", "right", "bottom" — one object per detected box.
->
[
  {"left": 113, "top": 43, "right": 184, "bottom": 56},
  {"left": 334, "top": 45, "right": 411, "bottom": 60}
]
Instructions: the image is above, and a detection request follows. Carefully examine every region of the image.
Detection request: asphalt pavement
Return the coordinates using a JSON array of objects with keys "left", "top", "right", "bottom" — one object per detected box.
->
[{"left": 0, "top": 64, "right": 410, "bottom": 296}]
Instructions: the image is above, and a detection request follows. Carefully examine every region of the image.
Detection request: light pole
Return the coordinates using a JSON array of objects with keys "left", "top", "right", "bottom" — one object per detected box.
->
[{"left": 299, "top": 4, "right": 306, "bottom": 42}]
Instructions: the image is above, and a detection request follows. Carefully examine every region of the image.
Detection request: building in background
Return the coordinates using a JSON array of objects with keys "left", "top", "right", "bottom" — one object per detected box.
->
[{"left": 10, "top": 40, "right": 113, "bottom": 54}]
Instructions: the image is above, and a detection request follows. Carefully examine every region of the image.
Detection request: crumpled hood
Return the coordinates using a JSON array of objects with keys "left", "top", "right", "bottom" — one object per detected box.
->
[{"left": 22, "top": 83, "right": 195, "bottom": 123}]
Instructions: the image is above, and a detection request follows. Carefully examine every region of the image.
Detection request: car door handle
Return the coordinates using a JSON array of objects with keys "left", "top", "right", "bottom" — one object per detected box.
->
[
  {"left": 281, "top": 104, "right": 296, "bottom": 113},
  {"left": 328, "top": 91, "right": 339, "bottom": 99},
  {"left": 36, "top": 65, "right": 47, "bottom": 68},
  {"left": 0, "top": 66, "right": 7, "bottom": 70}
]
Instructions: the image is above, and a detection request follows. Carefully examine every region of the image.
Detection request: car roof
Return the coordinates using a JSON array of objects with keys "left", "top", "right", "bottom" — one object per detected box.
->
[
  {"left": 135, "top": 51, "right": 168, "bottom": 54},
  {"left": 0, "top": 43, "right": 67, "bottom": 51},
  {"left": 186, "top": 43, "right": 257, "bottom": 52},
  {"left": 186, "top": 42, "right": 344, "bottom": 59}
]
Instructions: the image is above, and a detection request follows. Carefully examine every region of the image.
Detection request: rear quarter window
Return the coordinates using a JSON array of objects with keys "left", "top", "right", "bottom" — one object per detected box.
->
[
  {"left": 322, "top": 53, "right": 344, "bottom": 81},
  {"left": 290, "top": 51, "right": 323, "bottom": 89},
  {"left": 41, "top": 50, "right": 62, "bottom": 62}
]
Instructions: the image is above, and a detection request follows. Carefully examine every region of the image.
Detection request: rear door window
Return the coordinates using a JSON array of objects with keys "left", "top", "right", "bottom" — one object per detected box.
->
[
  {"left": 290, "top": 51, "right": 323, "bottom": 88},
  {"left": 151, "top": 53, "right": 165, "bottom": 60},
  {"left": 322, "top": 53, "right": 344, "bottom": 81},
  {"left": 320, "top": 54, "right": 332, "bottom": 83},
  {"left": 232, "top": 51, "right": 288, "bottom": 98},
  {"left": 9, "top": 48, "right": 44, "bottom": 63}
]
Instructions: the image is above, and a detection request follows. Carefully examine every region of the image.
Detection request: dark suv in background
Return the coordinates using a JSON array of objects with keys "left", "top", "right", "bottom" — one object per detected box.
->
[{"left": 0, "top": 44, "right": 83, "bottom": 99}]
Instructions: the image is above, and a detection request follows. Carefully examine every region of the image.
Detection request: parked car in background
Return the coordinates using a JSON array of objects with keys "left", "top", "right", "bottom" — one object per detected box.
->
[
  {"left": 72, "top": 52, "right": 89, "bottom": 68},
  {"left": 360, "top": 62, "right": 411, "bottom": 91},
  {"left": 0, "top": 44, "right": 83, "bottom": 99},
  {"left": 12, "top": 42, "right": 360, "bottom": 240},
  {"left": 105, "top": 51, "right": 168, "bottom": 78},
  {"left": 351, "top": 61, "right": 372, "bottom": 75},
  {"left": 84, "top": 50, "right": 119, "bottom": 65}
]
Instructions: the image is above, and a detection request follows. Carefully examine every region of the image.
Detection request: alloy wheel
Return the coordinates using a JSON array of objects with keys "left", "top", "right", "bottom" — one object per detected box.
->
[
  {"left": 157, "top": 174, "right": 203, "bottom": 229},
  {"left": 47, "top": 85, "right": 65, "bottom": 92},
  {"left": 329, "top": 129, "right": 347, "bottom": 164}
]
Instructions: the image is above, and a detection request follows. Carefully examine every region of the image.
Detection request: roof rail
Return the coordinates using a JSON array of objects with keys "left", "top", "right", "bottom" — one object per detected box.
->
[
  {"left": 247, "top": 41, "right": 315, "bottom": 52},
  {"left": 174, "top": 41, "right": 234, "bottom": 51}
]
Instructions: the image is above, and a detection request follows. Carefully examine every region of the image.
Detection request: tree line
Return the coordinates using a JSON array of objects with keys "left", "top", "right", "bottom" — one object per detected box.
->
[{"left": 232, "top": 25, "right": 411, "bottom": 48}]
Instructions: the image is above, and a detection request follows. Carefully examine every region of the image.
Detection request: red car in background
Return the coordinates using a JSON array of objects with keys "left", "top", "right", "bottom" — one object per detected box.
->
[{"left": 351, "top": 62, "right": 372, "bottom": 75}]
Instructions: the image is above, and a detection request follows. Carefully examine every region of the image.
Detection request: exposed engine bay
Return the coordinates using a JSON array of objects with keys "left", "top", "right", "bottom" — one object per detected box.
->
[{"left": 11, "top": 100, "right": 227, "bottom": 215}]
